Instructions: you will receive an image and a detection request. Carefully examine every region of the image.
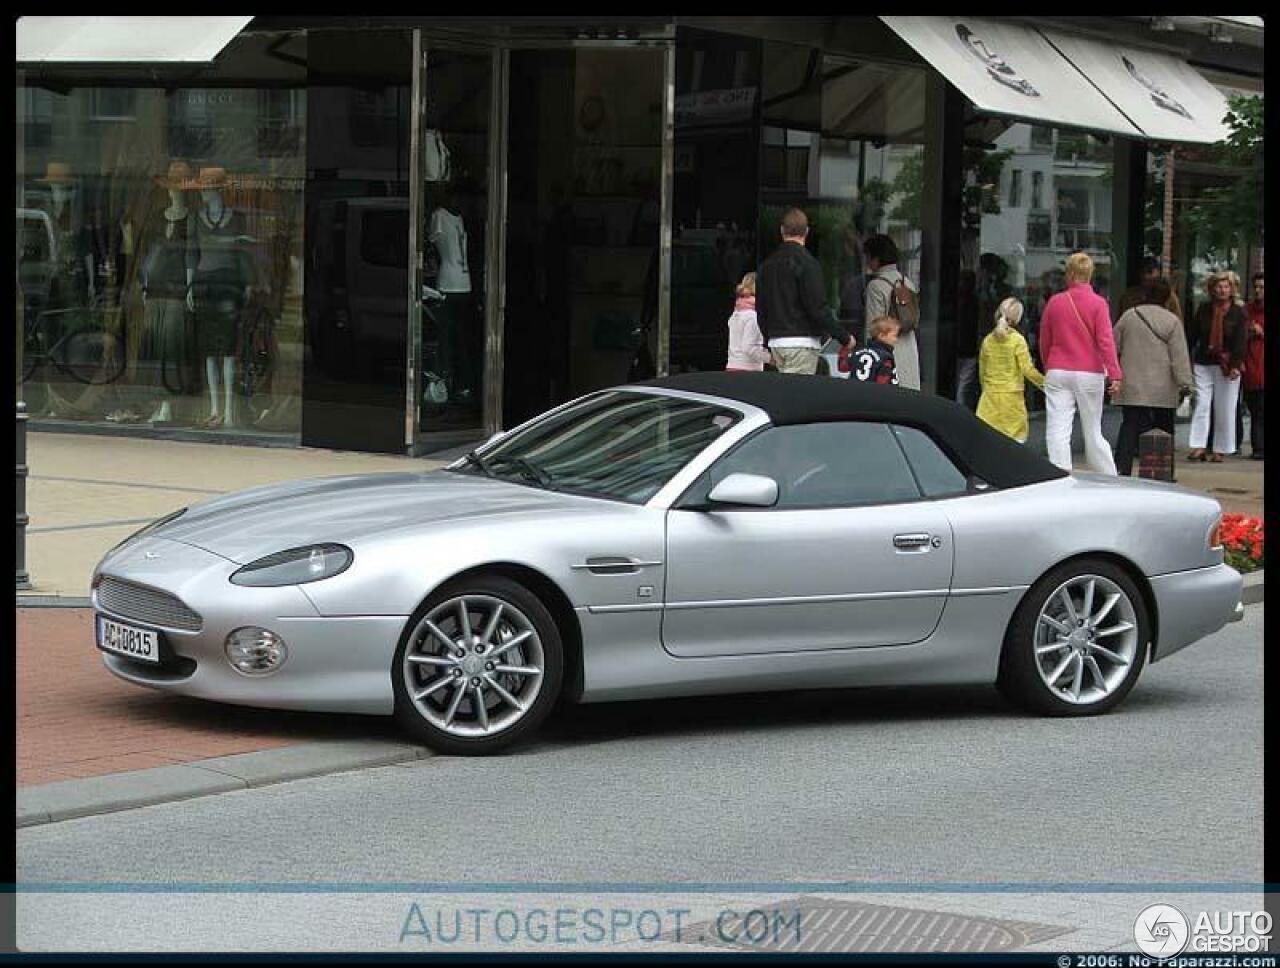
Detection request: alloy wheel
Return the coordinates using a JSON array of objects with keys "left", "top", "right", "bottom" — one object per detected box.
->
[
  {"left": 1032, "top": 574, "right": 1140, "bottom": 705},
  {"left": 401, "top": 594, "right": 546, "bottom": 738}
]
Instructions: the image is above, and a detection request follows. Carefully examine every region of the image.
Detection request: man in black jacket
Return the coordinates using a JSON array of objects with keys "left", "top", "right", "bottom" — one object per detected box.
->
[{"left": 758, "top": 208, "right": 853, "bottom": 374}]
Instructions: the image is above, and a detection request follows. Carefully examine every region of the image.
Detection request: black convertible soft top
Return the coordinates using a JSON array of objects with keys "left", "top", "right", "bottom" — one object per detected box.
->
[{"left": 639, "top": 371, "right": 1067, "bottom": 489}]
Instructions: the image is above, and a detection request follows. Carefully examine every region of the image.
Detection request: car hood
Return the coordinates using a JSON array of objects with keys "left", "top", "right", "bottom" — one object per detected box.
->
[{"left": 154, "top": 470, "right": 604, "bottom": 563}]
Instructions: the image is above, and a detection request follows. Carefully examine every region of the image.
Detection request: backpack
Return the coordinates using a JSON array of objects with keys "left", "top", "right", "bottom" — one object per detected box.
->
[{"left": 874, "top": 271, "right": 920, "bottom": 335}]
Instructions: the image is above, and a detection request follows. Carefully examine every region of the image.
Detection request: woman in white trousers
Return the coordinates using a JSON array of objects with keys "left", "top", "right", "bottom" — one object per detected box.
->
[
  {"left": 1044, "top": 371, "right": 1117, "bottom": 474},
  {"left": 1037, "top": 253, "right": 1123, "bottom": 475},
  {"left": 1186, "top": 272, "right": 1248, "bottom": 462}
]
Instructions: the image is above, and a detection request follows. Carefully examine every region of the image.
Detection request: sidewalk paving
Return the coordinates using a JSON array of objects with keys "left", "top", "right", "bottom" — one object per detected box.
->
[
  {"left": 14, "top": 424, "right": 1264, "bottom": 820},
  {"left": 20, "top": 431, "right": 444, "bottom": 600}
]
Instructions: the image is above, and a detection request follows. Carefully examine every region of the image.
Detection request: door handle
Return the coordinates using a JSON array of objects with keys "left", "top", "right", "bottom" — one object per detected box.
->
[{"left": 893, "top": 533, "right": 935, "bottom": 551}]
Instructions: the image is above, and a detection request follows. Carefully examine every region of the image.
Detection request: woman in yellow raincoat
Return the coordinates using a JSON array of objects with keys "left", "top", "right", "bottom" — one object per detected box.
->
[{"left": 976, "top": 297, "right": 1045, "bottom": 443}]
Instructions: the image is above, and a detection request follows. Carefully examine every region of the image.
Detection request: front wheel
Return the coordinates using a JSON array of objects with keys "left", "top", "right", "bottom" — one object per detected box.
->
[
  {"left": 998, "top": 558, "right": 1149, "bottom": 716},
  {"left": 393, "top": 575, "right": 563, "bottom": 754}
]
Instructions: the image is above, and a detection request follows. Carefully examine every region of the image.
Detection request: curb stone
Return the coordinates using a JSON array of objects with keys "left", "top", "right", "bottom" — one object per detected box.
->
[
  {"left": 1241, "top": 568, "right": 1264, "bottom": 605},
  {"left": 15, "top": 595, "right": 93, "bottom": 608},
  {"left": 16, "top": 740, "right": 433, "bottom": 829}
]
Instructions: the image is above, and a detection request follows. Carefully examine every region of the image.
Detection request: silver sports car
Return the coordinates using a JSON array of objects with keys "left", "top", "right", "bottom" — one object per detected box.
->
[{"left": 93, "top": 373, "right": 1244, "bottom": 754}]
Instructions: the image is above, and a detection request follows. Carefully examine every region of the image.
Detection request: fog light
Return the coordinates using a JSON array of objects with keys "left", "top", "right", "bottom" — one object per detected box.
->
[{"left": 225, "top": 627, "right": 288, "bottom": 677}]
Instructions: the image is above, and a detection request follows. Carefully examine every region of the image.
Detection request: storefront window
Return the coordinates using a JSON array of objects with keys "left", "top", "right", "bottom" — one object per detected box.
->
[
  {"left": 959, "top": 115, "right": 1115, "bottom": 409},
  {"left": 17, "top": 32, "right": 307, "bottom": 440},
  {"left": 812, "top": 55, "right": 925, "bottom": 332},
  {"left": 1144, "top": 92, "right": 1264, "bottom": 322},
  {"left": 417, "top": 46, "right": 492, "bottom": 439},
  {"left": 300, "top": 28, "right": 412, "bottom": 454},
  {"left": 503, "top": 47, "right": 664, "bottom": 426},
  {"left": 672, "top": 31, "right": 926, "bottom": 373}
]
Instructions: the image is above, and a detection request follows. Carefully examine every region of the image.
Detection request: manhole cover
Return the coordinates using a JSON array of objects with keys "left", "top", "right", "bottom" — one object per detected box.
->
[{"left": 672, "top": 896, "right": 1075, "bottom": 953}]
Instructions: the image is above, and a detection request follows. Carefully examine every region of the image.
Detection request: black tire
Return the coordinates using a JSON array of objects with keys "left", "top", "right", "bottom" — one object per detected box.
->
[
  {"left": 61, "top": 331, "right": 125, "bottom": 385},
  {"left": 997, "top": 557, "right": 1150, "bottom": 716},
  {"left": 392, "top": 574, "right": 564, "bottom": 755}
]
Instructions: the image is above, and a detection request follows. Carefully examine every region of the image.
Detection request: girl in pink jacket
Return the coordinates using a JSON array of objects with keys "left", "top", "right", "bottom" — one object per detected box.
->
[
  {"left": 725, "top": 272, "right": 771, "bottom": 371},
  {"left": 1038, "top": 253, "right": 1123, "bottom": 474}
]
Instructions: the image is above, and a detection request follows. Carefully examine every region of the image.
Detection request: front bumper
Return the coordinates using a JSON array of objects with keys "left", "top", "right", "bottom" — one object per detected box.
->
[
  {"left": 1148, "top": 562, "right": 1245, "bottom": 661},
  {"left": 94, "top": 537, "right": 406, "bottom": 715}
]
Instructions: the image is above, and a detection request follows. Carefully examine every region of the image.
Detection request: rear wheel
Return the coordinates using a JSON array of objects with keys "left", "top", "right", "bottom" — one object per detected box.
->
[
  {"left": 998, "top": 558, "right": 1149, "bottom": 716},
  {"left": 393, "top": 575, "right": 563, "bottom": 754},
  {"left": 61, "top": 329, "right": 125, "bottom": 385}
]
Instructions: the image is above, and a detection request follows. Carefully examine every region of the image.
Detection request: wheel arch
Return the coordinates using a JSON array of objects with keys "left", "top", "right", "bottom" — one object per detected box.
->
[
  {"left": 1007, "top": 550, "right": 1159, "bottom": 660},
  {"left": 425, "top": 562, "right": 585, "bottom": 705}
]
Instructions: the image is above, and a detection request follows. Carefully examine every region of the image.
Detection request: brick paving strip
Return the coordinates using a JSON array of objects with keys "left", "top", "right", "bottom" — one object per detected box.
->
[{"left": 16, "top": 608, "right": 431, "bottom": 827}]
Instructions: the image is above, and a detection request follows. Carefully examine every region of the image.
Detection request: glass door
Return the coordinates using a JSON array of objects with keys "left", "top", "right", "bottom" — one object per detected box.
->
[
  {"left": 502, "top": 47, "right": 665, "bottom": 428},
  {"left": 300, "top": 28, "right": 413, "bottom": 454},
  {"left": 411, "top": 39, "right": 499, "bottom": 450}
]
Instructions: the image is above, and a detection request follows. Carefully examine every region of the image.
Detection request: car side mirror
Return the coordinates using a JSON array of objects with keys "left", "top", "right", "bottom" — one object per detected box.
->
[{"left": 706, "top": 473, "right": 779, "bottom": 508}]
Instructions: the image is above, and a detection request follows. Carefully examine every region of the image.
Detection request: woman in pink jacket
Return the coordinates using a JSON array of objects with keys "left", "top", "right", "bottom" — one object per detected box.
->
[{"left": 1038, "top": 252, "right": 1123, "bottom": 475}]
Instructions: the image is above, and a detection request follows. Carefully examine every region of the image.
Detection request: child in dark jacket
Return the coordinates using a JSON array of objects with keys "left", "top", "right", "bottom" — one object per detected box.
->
[{"left": 844, "top": 315, "right": 900, "bottom": 385}]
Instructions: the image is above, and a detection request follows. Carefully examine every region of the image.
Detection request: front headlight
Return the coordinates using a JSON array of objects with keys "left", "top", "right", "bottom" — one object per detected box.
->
[
  {"left": 229, "top": 544, "right": 354, "bottom": 587},
  {"left": 112, "top": 507, "right": 187, "bottom": 552}
]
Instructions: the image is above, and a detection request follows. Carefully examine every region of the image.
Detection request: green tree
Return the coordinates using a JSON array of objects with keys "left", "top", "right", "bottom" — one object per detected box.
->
[
  {"left": 1180, "top": 94, "right": 1264, "bottom": 260},
  {"left": 961, "top": 146, "right": 1015, "bottom": 231}
]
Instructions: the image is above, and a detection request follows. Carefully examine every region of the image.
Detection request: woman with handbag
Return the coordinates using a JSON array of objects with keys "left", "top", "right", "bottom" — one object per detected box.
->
[
  {"left": 1037, "top": 252, "right": 1122, "bottom": 474},
  {"left": 1111, "top": 277, "right": 1193, "bottom": 476},
  {"left": 1187, "top": 270, "right": 1248, "bottom": 462}
]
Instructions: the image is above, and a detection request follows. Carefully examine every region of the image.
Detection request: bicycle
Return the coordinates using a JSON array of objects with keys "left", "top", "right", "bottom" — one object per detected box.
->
[
  {"left": 236, "top": 295, "right": 277, "bottom": 400},
  {"left": 20, "top": 303, "right": 127, "bottom": 387}
]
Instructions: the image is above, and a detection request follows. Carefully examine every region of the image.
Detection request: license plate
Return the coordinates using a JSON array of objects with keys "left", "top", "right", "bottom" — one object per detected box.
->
[{"left": 96, "top": 615, "right": 161, "bottom": 664}]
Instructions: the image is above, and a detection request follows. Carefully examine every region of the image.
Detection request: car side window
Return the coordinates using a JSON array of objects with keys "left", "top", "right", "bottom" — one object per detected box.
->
[
  {"left": 705, "top": 422, "right": 922, "bottom": 508},
  {"left": 890, "top": 425, "right": 970, "bottom": 497}
]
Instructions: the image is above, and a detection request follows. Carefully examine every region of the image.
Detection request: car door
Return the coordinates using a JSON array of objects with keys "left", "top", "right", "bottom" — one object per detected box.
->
[{"left": 661, "top": 421, "right": 956, "bottom": 658}]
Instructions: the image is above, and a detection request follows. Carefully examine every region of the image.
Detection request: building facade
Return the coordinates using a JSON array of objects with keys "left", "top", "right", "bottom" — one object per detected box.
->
[{"left": 15, "top": 15, "right": 1264, "bottom": 454}]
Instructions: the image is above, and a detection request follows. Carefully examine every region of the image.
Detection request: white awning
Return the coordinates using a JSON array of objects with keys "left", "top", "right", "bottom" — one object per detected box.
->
[
  {"left": 879, "top": 16, "right": 1143, "bottom": 137},
  {"left": 1039, "top": 28, "right": 1233, "bottom": 144},
  {"left": 16, "top": 16, "right": 253, "bottom": 64}
]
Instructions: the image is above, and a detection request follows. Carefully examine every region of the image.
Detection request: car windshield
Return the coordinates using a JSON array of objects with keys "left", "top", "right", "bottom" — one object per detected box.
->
[{"left": 454, "top": 391, "right": 742, "bottom": 504}]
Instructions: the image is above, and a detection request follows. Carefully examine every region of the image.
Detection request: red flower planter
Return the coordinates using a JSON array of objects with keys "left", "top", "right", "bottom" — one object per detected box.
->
[{"left": 1220, "top": 513, "right": 1265, "bottom": 573}]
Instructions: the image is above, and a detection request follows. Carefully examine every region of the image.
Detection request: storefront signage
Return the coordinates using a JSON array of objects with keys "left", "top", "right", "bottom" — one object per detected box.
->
[{"left": 674, "top": 87, "right": 756, "bottom": 127}]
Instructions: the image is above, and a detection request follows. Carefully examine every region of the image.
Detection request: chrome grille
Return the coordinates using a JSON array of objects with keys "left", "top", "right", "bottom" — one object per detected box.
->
[{"left": 94, "top": 576, "right": 203, "bottom": 632}]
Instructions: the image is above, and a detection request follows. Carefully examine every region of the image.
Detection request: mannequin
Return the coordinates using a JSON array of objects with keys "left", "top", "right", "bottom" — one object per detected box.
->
[
  {"left": 140, "top": 160, "right": 195, "bottom": 424},
  {"left": 31, "top": 162, "right": 98, "bottom": 420},
  {"left": 35, "top": 162, "right": 95, "bottom": 311},
  {"left": 187, "top": 167, "right": 254, "bottom": 429},
  {"left": 427, "top": 194, "right": 474, "bottom": 404}
]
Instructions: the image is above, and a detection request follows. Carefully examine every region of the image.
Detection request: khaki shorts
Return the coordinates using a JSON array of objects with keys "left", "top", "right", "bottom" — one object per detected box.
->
[{"left": 770, "top": 346, "right": 820, "bottom": 375}]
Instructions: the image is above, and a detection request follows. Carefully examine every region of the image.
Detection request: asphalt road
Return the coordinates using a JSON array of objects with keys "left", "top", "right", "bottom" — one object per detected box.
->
[{"left": 19, "top": 606, "right": 1263, "bottom": 888}]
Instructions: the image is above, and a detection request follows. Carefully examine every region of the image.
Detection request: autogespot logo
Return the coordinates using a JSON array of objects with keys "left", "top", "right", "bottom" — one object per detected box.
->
[{"left": 1134, "top": 903, "right": 1190, "bottom": 957}]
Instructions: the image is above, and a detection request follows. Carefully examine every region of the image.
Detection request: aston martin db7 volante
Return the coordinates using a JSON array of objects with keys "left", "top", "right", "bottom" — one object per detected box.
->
[{"left": 93, "top": 372, "right": 1243, "bottom": 754}]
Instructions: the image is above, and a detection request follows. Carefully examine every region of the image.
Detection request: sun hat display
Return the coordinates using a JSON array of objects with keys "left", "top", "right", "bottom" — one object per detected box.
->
[
  {"left": 155, "top": 160, "right": 194, "bottom": 188},
  {"left": 185, "top": 166, "right": 230, "bottom": 190},
  {"left": 35, "top": 161, "right": 76, "bottom": 184}
]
